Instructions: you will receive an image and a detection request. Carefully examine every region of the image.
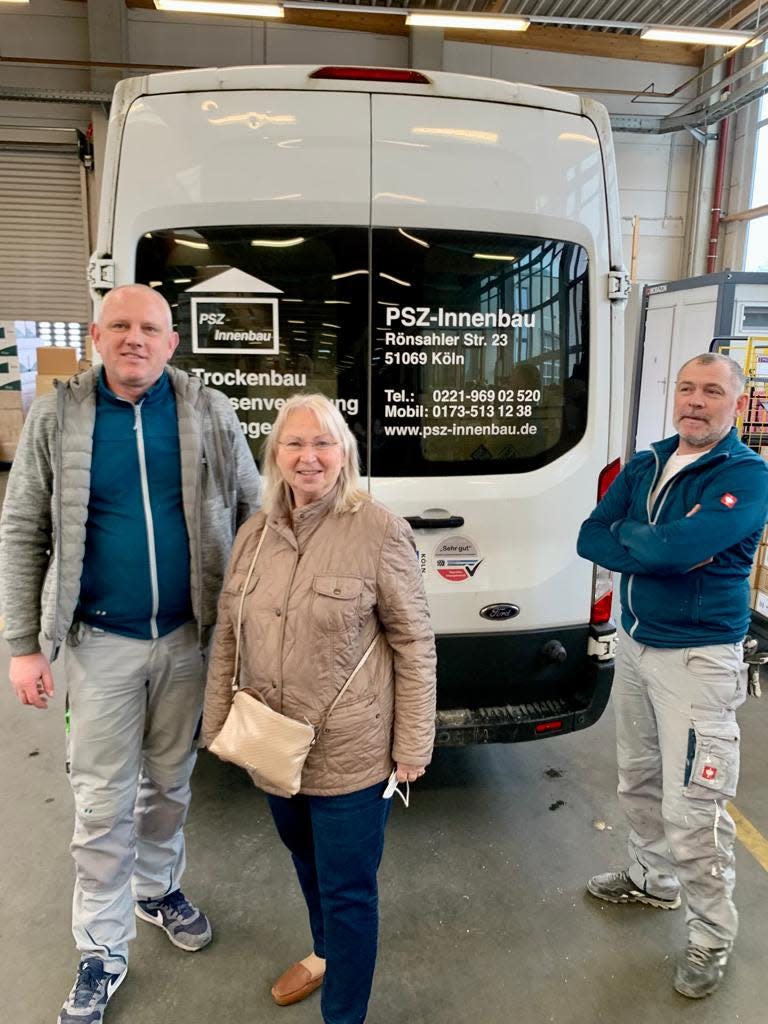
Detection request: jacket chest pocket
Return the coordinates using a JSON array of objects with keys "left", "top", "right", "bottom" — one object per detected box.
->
[
  {"left": 221, "top": 571, "right": 261, "bottom": 618},
  {"left": 311, "top": 575, "right": 363, "bottom": 633}
]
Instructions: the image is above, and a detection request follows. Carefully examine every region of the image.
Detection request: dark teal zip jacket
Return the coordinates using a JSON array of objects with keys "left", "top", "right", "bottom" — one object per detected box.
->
[
  {"left": 78, "top": 370, "right": 193, "bottom": 640},
  {"left": 577, "top": 428, "right": 768, "bottom": 647}
]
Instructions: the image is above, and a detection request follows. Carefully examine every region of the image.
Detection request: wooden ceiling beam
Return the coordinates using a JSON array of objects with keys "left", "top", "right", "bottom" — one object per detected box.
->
[{"left": 715, "top": 0, "right": 766, "bottom": 31}]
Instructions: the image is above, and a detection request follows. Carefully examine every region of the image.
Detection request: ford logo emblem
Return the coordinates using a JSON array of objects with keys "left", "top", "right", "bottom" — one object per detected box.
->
[{"left": 479, "top": 603, "right": 520, "bottom": 621}]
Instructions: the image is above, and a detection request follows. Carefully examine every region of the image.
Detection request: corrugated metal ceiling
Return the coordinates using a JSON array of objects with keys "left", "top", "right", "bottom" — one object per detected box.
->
[{"left": 305, "top": 0, "right": 768, "bottom": 35}]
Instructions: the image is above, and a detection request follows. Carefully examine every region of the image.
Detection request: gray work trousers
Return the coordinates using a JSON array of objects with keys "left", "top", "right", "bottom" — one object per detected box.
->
[
  {"left": 65, "top": 622, "right": 205, "bottom": 972},
  {"left": 614, "top": 629, "right": 746, "bottom": 948}
]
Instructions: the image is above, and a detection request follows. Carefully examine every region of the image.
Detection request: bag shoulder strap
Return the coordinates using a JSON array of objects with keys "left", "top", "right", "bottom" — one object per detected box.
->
[
  {"left": 315, "top": 633, "right": 381, "bottom": 738},
  {"left": 231, "top": 524, "right": 268, "bottom": 692}
]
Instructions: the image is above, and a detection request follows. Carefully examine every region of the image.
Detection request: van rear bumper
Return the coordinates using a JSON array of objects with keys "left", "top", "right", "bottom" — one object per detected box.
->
[{"left": 433, "top": 625, "right": 614, "bottom": 745}]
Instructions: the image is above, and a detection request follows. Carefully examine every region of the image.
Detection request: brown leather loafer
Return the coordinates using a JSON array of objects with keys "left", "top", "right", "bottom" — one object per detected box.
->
[{"left": 271, "top": 962, "right": 325, "bottom": 1006}]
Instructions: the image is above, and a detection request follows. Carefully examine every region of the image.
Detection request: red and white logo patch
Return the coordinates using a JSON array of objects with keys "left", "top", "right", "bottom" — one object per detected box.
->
[
  {"left": 720, "top": 493, "right": 738, "bottom": 508},
  {"left": 701, "top": 765, "right": 718, "bottom": 782}
]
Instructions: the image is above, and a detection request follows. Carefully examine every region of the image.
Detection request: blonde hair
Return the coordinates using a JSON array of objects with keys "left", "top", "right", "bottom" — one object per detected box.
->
[{"left": 261, "top": 393, "right": 369, "bottom": 516}]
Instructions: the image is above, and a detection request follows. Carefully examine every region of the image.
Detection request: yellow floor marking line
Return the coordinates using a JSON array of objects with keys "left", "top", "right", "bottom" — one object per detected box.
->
[{"left": 727, "top": 803, "right": 768, "bottom": 873}]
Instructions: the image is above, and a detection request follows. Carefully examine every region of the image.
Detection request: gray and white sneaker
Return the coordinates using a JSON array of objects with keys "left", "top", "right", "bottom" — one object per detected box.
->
[
  {"left": 135, "top": 889, "right": 212, "bottom": 951},
  {"left": 587, "top": 870, "right": 681, "bottom": 909},
  {"left": 58, "top": 957, "right": 127, "bottom": 1024},
  {"left": 674, "top": 941, "right": 732, "bottom": 998}
]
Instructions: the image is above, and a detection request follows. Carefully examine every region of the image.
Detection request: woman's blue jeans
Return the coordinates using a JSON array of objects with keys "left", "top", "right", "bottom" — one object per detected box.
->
[{"left": 267, "top": 779, "right": 391, "bottom": 1024}]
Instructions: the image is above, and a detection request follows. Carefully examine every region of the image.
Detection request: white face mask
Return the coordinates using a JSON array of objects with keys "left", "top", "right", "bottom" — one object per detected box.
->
[{"left": 382, "top": 769, "right": 409, "bottom": 808}]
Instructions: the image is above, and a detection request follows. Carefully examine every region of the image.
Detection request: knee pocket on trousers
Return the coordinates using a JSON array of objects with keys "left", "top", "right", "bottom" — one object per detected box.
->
[{"left": 683, "top": 717, "right": 739, "bottom": 801}]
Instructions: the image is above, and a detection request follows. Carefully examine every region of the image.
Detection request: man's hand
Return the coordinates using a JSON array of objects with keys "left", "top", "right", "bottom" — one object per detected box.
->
[{"left": 9, "top": 653, "right": 55, "bottom": 709}]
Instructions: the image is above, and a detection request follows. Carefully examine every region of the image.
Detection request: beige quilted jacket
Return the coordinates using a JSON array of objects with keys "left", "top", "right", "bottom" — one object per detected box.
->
[{"left": 202, "top": 491, "right": 437, "bottom": 796}]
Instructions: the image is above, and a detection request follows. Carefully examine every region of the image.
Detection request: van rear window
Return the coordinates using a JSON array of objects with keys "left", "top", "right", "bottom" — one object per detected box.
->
[
  {"left": 135, "top": 225, "right": 588, "bottom": 473},
  {"left": 371, "top": 228, "right": 589, "bottom": 476}
]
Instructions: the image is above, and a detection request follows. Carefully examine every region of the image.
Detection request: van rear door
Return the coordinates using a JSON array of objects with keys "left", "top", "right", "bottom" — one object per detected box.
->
[{"left": 368, "top": 94, "right": 615, "bottom": 736}]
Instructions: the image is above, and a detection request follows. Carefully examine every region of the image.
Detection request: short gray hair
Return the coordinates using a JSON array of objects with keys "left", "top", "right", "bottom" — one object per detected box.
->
[
  {"left": 261, "top": 393, "right": 369, "bottom": 516},
  {"left": 678, "top": 352, "right": 744, "bottom": 394}
]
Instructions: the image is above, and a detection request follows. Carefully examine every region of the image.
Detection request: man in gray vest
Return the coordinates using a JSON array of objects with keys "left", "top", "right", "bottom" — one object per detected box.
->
[{"left": 0, "top": 284, "right": 261, "bottom": 1024}]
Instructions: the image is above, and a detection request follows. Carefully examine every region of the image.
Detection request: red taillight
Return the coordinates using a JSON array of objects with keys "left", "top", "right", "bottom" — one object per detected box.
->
[
  {"left": 309, "top": 66, "right": 431, "bottom": 84},
  {"left": 597, "top": 457, "right": 621, "bottom": 500},
  {"left": 591, "top": 590, "right": 613, "bottom": 624},
  {"left": 590, "top": 458, "right": 621, "bottom": 626},
  {"left": 535, "top": 721, "right": 564, "bottom": 734}
]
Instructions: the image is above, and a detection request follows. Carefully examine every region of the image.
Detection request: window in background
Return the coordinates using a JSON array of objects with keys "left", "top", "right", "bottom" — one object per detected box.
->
[{"left": 745, "top": 91, "right": 768, "bottom": 269}]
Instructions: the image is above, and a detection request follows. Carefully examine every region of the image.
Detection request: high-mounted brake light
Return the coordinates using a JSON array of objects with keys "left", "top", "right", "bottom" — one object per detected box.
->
[
  {"left": 309, "top": 67, "right": 431, "bottom": 84},
  {"left": 590, "top": 458, "right": 622, "bottom": 625}
]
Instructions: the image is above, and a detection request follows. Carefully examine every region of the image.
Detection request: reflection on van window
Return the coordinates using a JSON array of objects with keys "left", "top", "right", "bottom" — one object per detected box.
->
[
  {"left": 135, "top": 227, "right": 369, "bottom": 460},
  {"left": 371, "top": 228, "right": 589, "bottom": 476}
]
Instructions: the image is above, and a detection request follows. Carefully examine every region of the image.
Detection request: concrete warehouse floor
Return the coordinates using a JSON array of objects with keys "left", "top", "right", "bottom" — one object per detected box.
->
[{"left": 1, "top": 477, "right": 768, "bottom": 1023}]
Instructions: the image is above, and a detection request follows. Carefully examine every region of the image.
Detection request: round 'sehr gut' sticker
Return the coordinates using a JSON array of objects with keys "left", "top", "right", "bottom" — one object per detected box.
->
[{"left": 434, "top": 536, "right": 483, "bottom": 582}]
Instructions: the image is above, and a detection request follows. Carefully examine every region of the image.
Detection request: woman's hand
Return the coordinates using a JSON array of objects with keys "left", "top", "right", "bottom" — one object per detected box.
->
[{"left": 396, "top": 763, "right": 426, "bottom": 783}]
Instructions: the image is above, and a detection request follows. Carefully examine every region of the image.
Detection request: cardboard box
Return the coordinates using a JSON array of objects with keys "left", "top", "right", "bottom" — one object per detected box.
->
[
  {"left": 754, "top": 588, "right": 768, "bottom": 618},
  {"left": 0, "top": 355, "right": 21, "bottom": 390},
  {"left": 35, "top": 374, "right": 60, "bottom": 397},
  {"left": 0, "top": 391, "right": 22, "bottom": 411},
  {"left": 756, "top": 566, "right": 768, "bottom": 595},
  {"left": 0, "top": 439, "right": 17, "bottom": 463},
  {"left": 36, "top": 347, "right": 78, "bottom": 375},
  {"left": 0, "top": 407, "right": 23, "bottom": 440}
]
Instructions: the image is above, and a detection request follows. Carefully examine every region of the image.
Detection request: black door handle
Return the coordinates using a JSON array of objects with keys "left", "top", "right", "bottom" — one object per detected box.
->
[{"left": 405, "top": 515, "right": 465, "bottom": 529}]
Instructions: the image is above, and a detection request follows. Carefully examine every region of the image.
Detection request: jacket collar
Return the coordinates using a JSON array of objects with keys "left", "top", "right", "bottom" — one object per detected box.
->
[
  {"left": 58, "top": 361, "right": 203, "bottom": 405},
  {"left": 268, "top": 483, "right": 340, "bottom": 552},
  {"left": 96, "top": 366, "right": 173, "bottom": 406},
  {"left": 650, "top": 426, "right": 740, "bottom": 467}
]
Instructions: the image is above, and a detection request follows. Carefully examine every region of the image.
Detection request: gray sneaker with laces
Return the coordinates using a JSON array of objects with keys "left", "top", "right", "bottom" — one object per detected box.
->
[
  {"left": 587, "top": 869, "right": 681, "bottom": 909},
  {"left": 135, "top": 889, "right": 212, "bottom": 951},
  {"left": 57, "top": 957, "right": 127, "bottom": 1024},
  {"left": 674, "top": 941, "right": 732, "bottom": 998}
]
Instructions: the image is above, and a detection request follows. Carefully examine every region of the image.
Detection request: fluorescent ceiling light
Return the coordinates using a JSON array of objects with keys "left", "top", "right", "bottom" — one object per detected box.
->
[
  {"left": 250, "top": 237, "right": 305, "bottom": 247},
  {"left": 331, "top": 269, "right": 368, "bottom": 281},
  {"left": 412, "top": 126, "right": 498, "bottom": 144},
  {"left": 173, "top": 238, "right": 209, "bottom": 249},
  {"left": 641, "top": 25, "right": 752, "bottom": 46},
  {"left": 155, "top": 1, "right": 284, "bottom": 17},
  {"left": 473, "top": 253, "right": 517, "bottom": 262},
  {"left": 379, "top": 272, "right": 411, "bottom": 287},
  {"left": 398, "top": 228, "right": 430, "bottom": 248},
  {"left": 406, "top": 12, "right": 529, "bottom": 32}
]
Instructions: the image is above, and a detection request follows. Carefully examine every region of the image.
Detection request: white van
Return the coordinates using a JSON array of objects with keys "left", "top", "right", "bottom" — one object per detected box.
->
[{"left": 90, "top": 64, "right": 627, "bottom": 745}]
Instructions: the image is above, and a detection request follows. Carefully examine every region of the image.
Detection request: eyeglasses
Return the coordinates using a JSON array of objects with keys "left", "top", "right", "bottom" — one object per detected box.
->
[{"left": 278, "top": 440, "right": 339, "bottom": 453}]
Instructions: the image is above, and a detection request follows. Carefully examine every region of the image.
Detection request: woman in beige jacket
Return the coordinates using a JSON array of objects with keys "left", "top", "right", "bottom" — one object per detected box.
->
[{"left": 203, "top": 393, "right": 436, "bottom": 1024}]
